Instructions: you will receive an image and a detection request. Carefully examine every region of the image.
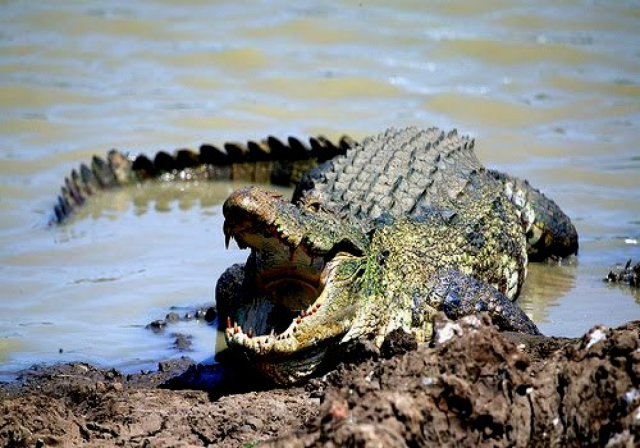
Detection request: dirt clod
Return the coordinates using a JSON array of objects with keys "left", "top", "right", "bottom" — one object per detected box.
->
[{"left": 1, "top": 318, "right": 637, "bottom": 447}]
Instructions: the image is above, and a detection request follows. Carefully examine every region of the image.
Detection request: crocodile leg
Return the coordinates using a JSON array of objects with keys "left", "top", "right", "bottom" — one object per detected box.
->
[
  {"left": 426, "top": 268, "right": 541, "bottom": 335},
  {"left": 487, "top": 169, "right": 578, "bottom": 261}
]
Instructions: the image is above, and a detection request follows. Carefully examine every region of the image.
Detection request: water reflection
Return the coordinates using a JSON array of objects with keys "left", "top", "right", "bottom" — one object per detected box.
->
[{"left": 518, "top": 261, "right": 578, "bottom": 323}]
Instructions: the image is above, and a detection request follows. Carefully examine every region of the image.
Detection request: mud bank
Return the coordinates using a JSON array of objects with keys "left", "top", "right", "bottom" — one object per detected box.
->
[{"left": 1, "top": 317, "right": 638, "bottom": 447}]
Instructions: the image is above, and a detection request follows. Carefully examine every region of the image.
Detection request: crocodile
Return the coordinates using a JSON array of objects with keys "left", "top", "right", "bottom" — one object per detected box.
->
[
  {"left": 52, "top": 126, "right": 579, "bottom": 385},
  {"left": 217, "top": 127, "right": 578, "bottom": 384}
]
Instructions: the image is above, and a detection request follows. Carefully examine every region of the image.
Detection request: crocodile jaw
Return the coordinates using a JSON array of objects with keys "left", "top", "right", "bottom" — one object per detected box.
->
[
  {"left": 221, "top": 187, "right": 367, "bottom": 384},
  {"left": 223, "top": 253, "right": 360, "bottom": 384}
]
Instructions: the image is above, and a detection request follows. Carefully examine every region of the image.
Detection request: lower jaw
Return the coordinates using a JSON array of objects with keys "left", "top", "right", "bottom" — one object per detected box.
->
[
  {"left": 253, "top": 344, "right": 329, "bottom": 385},
  {"left": 236, "top": 331, "right": 348, "bottom": 385}
]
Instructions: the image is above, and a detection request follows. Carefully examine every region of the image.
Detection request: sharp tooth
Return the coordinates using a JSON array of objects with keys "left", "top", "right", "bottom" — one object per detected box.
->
[
  {"left": 248, "top": 328, "right": 253, "bottom": 338},
  {"left": 234, "top": 322, "right": 239, "bottom": 334},
  {"left": 227, "top": 316, "right": 232, "bottom": 329}
]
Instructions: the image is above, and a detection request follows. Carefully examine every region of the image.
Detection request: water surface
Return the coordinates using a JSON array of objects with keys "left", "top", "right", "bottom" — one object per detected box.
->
[{"left": 1, "top": 0, "right": 639, "bottom": 380}]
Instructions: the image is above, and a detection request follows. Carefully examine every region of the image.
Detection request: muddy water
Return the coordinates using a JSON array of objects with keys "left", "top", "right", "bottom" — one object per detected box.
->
[{"left": 0, "top": 1, "right": 638, "bottom": 380}]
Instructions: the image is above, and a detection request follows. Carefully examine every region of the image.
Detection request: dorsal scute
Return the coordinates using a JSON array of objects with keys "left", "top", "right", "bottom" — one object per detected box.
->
[{"left": 299, "top": 127, "right": 486, "bottom": 224}]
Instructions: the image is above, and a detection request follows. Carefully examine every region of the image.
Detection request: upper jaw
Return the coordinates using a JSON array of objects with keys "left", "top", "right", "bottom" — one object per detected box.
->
[{"left": 223, "top": 186, "right": 369, "bottom": 257}]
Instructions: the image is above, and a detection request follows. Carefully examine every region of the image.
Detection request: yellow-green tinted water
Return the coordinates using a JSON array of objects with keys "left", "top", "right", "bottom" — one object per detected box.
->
[{"left": 1, "top": 0, "right": 638, "bottom": 379}]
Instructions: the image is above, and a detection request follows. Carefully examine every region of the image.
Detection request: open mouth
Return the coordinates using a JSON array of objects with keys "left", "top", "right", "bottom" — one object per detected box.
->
[
  {"left": 222, "top": 227, "right": 339, "bottom": 355},
  {"left": 220, "top": 187, "right": 367, "bottom": 360}
]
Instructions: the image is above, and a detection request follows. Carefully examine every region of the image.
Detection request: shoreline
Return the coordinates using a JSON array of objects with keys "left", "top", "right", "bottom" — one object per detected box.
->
[{"left": 1, "top": 316, "right": 637, "bottom": 447}]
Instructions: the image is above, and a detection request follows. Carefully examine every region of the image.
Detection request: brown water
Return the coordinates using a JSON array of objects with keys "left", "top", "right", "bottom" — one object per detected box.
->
[{"left": 0, "top": 1, "right": 638, "bottom": 380}]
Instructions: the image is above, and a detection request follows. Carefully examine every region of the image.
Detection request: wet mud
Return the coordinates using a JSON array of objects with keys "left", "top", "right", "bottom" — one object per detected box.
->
[{"left": 1, "top": 316, "right": 638, "bottom": 447}]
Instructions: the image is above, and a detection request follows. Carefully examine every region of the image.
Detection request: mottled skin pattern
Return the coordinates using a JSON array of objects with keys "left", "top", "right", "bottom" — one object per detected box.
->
[
  {"left": 52, "top": 127, "right": 579, "bottom": 385},
  {"left": 219, "top": 127, "right": 578, "bottom": 384},
  {"left": 486, "top": 169, "right": 578, "bottom": 261}
]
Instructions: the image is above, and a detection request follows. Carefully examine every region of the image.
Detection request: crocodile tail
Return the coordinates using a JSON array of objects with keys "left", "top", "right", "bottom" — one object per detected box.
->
[
  {"left": 487, "top": 169, "right": 579, "bottom": 261},
  {"left": 51, "top": 135, "right": 357, "bottom": 225}
]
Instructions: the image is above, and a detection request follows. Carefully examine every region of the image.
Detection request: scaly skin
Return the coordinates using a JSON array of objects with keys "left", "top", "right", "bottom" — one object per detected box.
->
[
  {"left": 50, "top": 127, "right": 579, "bottom": 385},
  {"left": 52, "top": 130, "right": 577, "bottom": 264},
  {"left": 52, "top": 135, "right": 354, "bottom": 224},
  {"left": 218, "top": 127, "right": 576, "bottom": 384},
  {"left": 486, "top": 169, "right": 578, "bottom": 261}
]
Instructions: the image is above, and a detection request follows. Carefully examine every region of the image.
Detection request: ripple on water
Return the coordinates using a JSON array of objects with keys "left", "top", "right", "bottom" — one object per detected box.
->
[{"left": 432, "top": 38, "right": 600, "bottom": 67}]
